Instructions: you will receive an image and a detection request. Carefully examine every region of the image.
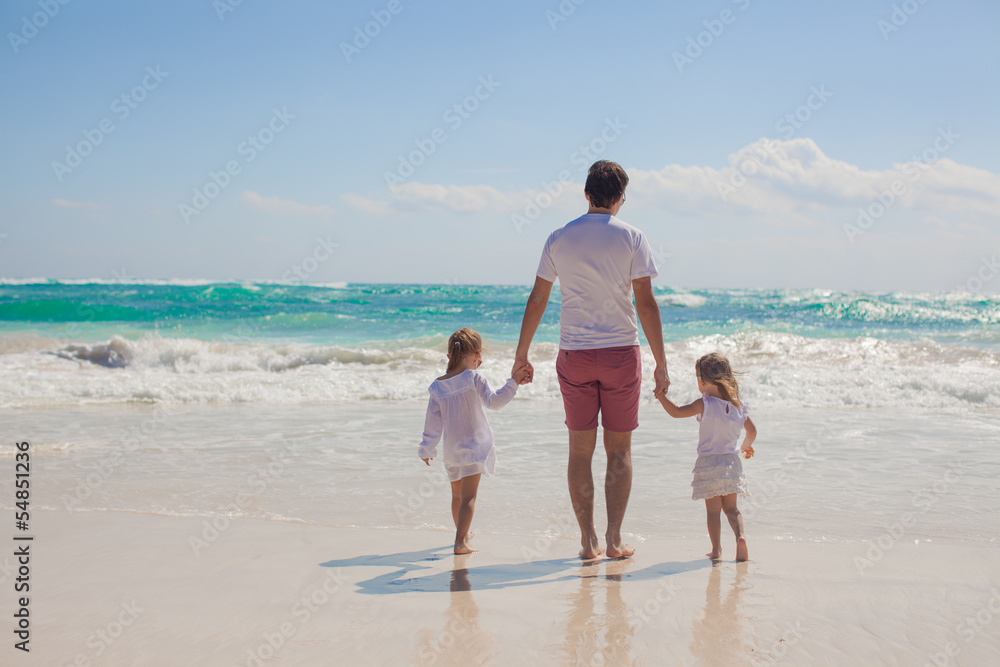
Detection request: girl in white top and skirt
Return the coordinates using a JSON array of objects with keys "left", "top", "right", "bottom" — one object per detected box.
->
[
  {"left": 418, "top": 328, "right": 529, "bottom": 554},
  {"left": 655, "top": 353, "right": 757, "bottom": 562}
]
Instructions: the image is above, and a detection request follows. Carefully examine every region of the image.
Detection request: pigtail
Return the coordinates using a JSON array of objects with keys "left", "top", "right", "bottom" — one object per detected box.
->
[
  {"left": 696, "top": 352, "right": 744, "bottom": 409},
  {"left": 445, "top": 328, "right": 482, "bottom": 374}
]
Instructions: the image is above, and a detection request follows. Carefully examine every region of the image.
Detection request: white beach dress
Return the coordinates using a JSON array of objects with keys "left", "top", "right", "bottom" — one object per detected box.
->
[
  {"left": 417, "top": 369, "right": 519, "bottom": 482},
  {"left": 691, "top": 394, "right": 750, "bottom": 500}
]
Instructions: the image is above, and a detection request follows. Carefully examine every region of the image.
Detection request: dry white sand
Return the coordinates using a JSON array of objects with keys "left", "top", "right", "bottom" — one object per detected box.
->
[{"left": 17, "top": 509, "right": 1000, "bottom": 666}]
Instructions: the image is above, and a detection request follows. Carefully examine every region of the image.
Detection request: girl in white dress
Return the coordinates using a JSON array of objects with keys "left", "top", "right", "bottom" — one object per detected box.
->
[
  {"left": 655, "top": 352, "right": 757, "bottom": 562},
  {"left": 418, "top": 328, "right": 529, "bottom": 554}
]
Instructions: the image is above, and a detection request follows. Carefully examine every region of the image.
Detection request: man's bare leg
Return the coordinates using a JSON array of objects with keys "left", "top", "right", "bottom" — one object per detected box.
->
[
  {"left": 568, "top": 428, "right": 602, "bottom": 559},
  {"left": 604, "top": 429, "right": 634, "bottom": 558}
]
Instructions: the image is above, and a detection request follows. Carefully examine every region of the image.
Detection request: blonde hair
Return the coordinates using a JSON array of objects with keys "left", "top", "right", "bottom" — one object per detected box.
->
[
  {"left": 445, "top": 328, "right": 482, "bottom": 374},
  {"left": 696, "top": 352, "right": 743, "bottom": 409}
]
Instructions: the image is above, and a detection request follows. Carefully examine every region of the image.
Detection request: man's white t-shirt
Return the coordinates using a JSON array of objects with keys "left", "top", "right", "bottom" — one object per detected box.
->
[{"left": 536, "top": 214, "right": 658, "bottom": 350}]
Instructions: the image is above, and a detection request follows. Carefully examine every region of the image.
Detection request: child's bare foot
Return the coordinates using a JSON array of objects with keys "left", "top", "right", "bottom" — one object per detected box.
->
[
  {"left": 736, "top": 537, "right": 748, "bottom": 562},
  {"left": 606, "top": 543, "right": 635, "bottom": 559},
  {"left": 454, "top": 540, "right": 478, "bottom": 555},
  {"left": 707, "top": 549, "right": 722, "bottom": 560}
]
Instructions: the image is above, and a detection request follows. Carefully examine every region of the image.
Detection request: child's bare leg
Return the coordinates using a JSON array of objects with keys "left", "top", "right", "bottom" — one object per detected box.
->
[
  {"left": 454, "top": 473, "right": 481, "bottom": 554},
  {"left": 721, "top": 493, "right": 747, "bottom": 561},
  {"left": 450, "top": 480, "right": 461, "bottom": 528},
  {"left": 705, "top": 497, "right": 723, "bottom": 560}
]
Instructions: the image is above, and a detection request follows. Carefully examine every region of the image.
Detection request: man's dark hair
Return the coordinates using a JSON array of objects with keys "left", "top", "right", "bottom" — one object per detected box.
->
[{"left": 584, "top": 160, "right": 629, "bottom": 209}]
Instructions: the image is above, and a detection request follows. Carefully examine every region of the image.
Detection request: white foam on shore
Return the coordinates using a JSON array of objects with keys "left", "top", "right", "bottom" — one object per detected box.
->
[{"left": 0, "top": 331, "right": 997, "bottom": 409}]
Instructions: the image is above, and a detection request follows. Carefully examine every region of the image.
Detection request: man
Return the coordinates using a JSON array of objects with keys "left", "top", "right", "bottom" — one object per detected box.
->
[{"left": 512, "top": 160, "right": 669, "bottom": 559}]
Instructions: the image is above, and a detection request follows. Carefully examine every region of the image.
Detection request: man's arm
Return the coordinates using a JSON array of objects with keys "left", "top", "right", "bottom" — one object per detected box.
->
[
  {"left": 632, "top": 276, "right": 669, "bottom": 396},
  {"left": 512, "top": 276, "right": 553, "bottom": 383}
]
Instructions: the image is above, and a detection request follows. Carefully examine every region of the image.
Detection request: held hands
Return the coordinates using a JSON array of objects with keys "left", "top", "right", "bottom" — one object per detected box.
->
[
  {"left": 652, "top": 365, "right": 670, "bottom": 398},
  {"left": 512, "top": 357, "right": 533, "bottom": 385},
  {"left": 512, "top": 364, "right": 531, "bottom": 385},
  {"left": 421, "top": 457, "right": 432, "bottom": 466}
]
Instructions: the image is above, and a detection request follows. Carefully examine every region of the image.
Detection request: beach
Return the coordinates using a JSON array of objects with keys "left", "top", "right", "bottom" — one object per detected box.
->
[
  {"left": 4, "top": 399, "right": 1000, "bottom": 665},
  {"left": 21, "top": 508, "right": 1000, "bottom": 666},
  {"left": 1, "top": 282, "right": 999, "bottom": 664}
]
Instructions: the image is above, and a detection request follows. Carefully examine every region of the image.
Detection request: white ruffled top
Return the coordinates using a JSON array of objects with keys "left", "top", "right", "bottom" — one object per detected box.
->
[
  {"left": 417, "top": 369, "right": 518, "bottom": 470},
  {"left": 696, "top": 394, "right": 750, "bottom": 455}
]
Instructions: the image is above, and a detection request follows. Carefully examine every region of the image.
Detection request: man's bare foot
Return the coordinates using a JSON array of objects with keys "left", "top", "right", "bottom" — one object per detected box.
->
[
  {"left": 579, "top": 535, "right": 603, "bottom": 560},
  {"left": 606, "top": 543, "right": 635, "bottom": 559},
  {"left": 706, "top": 549, "right": 722, "bottom": 560},
  {"left": 736, "top": 537, "right": 748, "bottom": 562}
]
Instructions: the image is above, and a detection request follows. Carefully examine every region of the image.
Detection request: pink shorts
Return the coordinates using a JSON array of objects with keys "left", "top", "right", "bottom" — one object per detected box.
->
[{"left": 555, "top": 345, "right": 641, "bottom": 432}]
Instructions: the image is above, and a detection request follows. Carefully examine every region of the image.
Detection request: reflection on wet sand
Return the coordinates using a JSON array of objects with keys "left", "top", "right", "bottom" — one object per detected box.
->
[
  {"left": 414, "top": 555, "right": 495, "bottom": 666},
  {"left": 560, "top": 559, "right": 635, "bottom": 666},
  {"left": 690, "top": 563, "right": 751, "bottom": 666}
]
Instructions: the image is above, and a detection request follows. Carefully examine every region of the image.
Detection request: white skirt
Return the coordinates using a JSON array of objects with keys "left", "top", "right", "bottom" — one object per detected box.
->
[
  {"left": 691, "top": 452, "right": 749, "bottom": 500},
  {"left": 444, "top": 446, "right": 497, "bottom": 482}
]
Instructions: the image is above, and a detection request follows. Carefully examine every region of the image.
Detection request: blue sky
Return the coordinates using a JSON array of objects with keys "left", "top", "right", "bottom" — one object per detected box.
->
[{"left": 1, "top": 0, "right": 998, "bottom": 290}]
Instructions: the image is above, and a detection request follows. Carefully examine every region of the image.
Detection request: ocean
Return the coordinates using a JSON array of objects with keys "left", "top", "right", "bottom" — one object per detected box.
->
[
  {"left": 1, "top": 280, "right": 998, "bottom": 548},
  {"left": 0, "top": 280, "right": 997, "bottom": 408}
]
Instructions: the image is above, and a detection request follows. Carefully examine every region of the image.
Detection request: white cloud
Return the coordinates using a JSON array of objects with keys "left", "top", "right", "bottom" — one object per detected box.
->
[
  {"left": 241, "top": 191, "right": 333, "bottom": 217},
  {"left": 52, "top": 198, "right": 104, "bottom": 210},
  {"left": 340, "top": 193, "right": 398, "bottom": 217},
  {"left": 52, "top": 198, "right": 106, "bottom": 218},
  {"left": 343, "top": 137, "right": 1000, "bottom": 229}
]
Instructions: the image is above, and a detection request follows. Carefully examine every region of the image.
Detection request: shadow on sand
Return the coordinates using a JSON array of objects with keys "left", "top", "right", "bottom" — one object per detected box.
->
[{"left": 319, "top": 546, "right": 710, "bottom": 594}]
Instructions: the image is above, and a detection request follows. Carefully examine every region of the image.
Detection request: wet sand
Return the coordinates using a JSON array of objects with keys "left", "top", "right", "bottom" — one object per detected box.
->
[{"left": 23, "top": 509, "right": 1000, "bottom": 666}]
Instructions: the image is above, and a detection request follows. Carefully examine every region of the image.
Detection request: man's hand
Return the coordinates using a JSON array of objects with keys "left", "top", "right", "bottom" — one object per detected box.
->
[
  {"left": 652, "top": 364, "right": 669, "bottom": 397},
  {"left": 513, "top": 277, "right": 552, "bottom": 386},
  {"left": 512, "top": 363, "right": 531, "bottom": 385},
  {"left": 512, "top": 357, "right": 533, "bottom": 384},
  {"left": 421, "top": 457, "right": 432, "bottom": 466}
]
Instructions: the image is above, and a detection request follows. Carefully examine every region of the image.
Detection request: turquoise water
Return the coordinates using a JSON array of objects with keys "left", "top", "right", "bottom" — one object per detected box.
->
[
  {"left": 0, "top": 281, "right": 997, "bottom": 408},
  {"left": 1, "top": 280, "right": 997, "bottom": 347}
]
